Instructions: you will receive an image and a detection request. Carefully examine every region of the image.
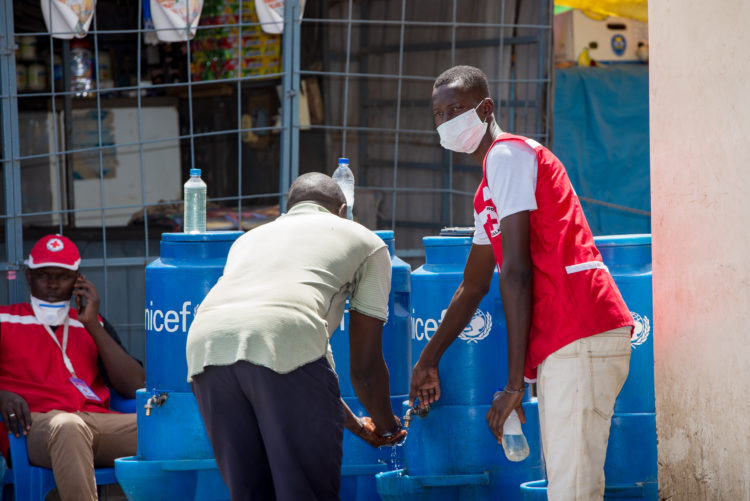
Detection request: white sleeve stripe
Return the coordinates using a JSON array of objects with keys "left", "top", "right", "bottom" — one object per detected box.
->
[
  {"left": 565, "top": 261, "right": 609, "bottom": 274},
  {"left": 0, "top": 313, "right": 89, "bottom": 329},
  {"left": 524, "top": 138, "right": 541, "bottom": 149}
]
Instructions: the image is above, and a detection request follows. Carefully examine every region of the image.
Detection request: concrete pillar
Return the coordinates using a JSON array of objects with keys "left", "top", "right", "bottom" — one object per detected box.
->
[{"left": 650, "top": 1, "right": 750, "bottom": 498}]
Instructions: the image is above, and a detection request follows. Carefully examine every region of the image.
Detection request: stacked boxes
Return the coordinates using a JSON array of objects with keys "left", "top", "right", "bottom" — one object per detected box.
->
[{"left": 191, "top": 0, "right": 282, "bottom": 81}]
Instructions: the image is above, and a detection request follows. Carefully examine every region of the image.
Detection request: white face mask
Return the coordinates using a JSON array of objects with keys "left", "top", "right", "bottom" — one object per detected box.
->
[
  {"left": 30, "top": 296, "right": 70, "bottom": 326},
  {"left": 436, "top": 100, "right": 488, "bottom": 154}
]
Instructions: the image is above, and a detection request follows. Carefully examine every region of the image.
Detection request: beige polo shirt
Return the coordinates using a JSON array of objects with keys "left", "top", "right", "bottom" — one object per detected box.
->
[{"left": 186, "top": 202, "right": 391, "bottom": 379}]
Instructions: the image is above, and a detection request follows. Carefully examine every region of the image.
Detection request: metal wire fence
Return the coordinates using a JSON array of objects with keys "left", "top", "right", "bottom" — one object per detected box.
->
[{"left": 0, "top": 0, "right": 552, "bottom": 359}]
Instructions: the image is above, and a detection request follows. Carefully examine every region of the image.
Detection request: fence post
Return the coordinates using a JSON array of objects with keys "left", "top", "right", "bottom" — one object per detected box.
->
[
  {"left": 279, "top": 0, "right": 301, "bottom": 212},
  {"left": 0, "top": 1, "right": 25, "bottom": 303}
]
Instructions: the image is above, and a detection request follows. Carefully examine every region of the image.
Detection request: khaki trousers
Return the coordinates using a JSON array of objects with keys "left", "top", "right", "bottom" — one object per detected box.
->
[
  {"left": 26, "top": 410, "right": 137, "bottom": 501},
  {"left": 537, "top": 327, "right": 631, "bottom": 501}
]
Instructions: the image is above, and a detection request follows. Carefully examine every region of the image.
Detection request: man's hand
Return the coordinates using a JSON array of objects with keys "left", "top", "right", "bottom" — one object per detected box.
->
[
  {"left": 73, "top": 274, "right": 100, "bottom": 326},
  {"left": 342, "top": 399, "right": 406, "bottom": 447},
  {"left": 408, "top": 360, "right": 441, "bottom": 409},
  {"left": 0, "top": 390, "right": 32, "bottom": 437},
  {"left": 486, "top": 390, "right": 525, "bottom": 444},
  {"left": 355, "top": 416, "right": 407, "bottom": 448}
]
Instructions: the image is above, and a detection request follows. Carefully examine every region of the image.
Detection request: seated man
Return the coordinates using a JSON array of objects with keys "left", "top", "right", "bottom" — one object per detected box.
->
[{"left": 0, "top": 234, "right": 145, "bottom": 501}]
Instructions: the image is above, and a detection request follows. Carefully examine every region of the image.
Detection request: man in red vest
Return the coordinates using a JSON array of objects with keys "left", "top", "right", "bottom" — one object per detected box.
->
[
  {"left": 0, "top": 234, "right": 144, "bottom": 501},
  {"left": 409, "top": 65, "right": 634, "bottom": 501}
]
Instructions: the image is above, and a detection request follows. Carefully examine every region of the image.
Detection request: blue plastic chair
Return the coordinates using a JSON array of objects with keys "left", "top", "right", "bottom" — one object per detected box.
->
[{"left": 2, "top": 390, "right": 136, "bottom": 501}]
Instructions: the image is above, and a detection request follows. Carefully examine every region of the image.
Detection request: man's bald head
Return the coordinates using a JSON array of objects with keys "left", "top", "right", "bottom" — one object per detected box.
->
[{"left": 287, "top": 172, "right": 347, "bottom": 215}]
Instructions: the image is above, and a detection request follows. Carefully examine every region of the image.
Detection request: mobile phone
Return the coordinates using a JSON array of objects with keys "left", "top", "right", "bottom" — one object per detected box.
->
[{"left": 76, "top": 294, "right": 83, "bottom": 313}]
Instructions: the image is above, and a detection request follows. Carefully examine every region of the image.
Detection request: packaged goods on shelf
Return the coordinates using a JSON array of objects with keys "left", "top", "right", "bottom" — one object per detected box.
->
[{"left": 190, "top": 0, "right": 282, "bottom": 81}]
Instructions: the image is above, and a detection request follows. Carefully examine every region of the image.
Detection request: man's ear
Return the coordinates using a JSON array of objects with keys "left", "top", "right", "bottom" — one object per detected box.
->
[
  {"left": 338, "top": 203, "right": 347, "bottom": 218},
  {"left": 481, "top": 97, "right": 495, "bottom": 122}
]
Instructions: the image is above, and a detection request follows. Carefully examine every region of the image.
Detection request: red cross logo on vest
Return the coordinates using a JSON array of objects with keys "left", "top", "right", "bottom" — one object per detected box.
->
[{"left": 483, "top": 211, "right": 499, "bottom": 237}]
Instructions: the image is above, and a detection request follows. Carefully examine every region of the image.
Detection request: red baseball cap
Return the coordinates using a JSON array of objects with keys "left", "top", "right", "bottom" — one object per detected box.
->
[{"left": 25, "top": 234, "right": 81, "bottom": 270}]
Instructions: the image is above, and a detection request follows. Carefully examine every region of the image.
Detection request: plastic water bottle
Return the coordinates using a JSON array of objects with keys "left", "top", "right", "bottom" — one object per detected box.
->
[
  {"left": 70, "top": 38, "right": 94, "bottom": 98},
  {"left": 183, "top": 168, "right": 206, "bottom": 233},
  {"left": 502, "top": 409, "right": 530, "bottom": 462},
  {"left": 332, "top": 157, "right": 354, "bottom": 220}
]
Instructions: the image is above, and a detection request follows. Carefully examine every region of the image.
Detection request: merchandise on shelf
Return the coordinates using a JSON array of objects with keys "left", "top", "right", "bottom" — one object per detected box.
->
[{"left": 190, "top": 0, "right": 282, "bottom": 82}]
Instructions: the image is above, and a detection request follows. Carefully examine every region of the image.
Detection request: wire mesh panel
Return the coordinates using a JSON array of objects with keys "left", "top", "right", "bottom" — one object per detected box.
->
[
  {"left": 0, "top": 0, "right": 298, "bottom": 359},
  {"left": 0, "top": 0, "right": 552, "bottom": 357},
  {"left": 303, "top": 0, "right": 552, "bottom": 259}
]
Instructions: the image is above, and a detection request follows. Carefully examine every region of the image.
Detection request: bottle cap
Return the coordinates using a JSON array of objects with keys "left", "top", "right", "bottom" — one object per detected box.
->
[
  {"left": 70, "top": 39, "right": 91, "bottom": 49},
  {"left": 337, "top": 158, "right": 349, "bottom": 165},
  {"left": 190, "top": 168, "right": 201, "bottom": 176}
]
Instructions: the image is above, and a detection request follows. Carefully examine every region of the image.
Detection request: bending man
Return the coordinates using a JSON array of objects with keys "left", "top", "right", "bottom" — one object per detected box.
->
[{"left": 187, "top": 172, "right": 406, "bottom": 501}]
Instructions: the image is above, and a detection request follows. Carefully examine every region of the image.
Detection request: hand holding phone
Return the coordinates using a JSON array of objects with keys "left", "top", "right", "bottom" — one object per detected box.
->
[{"left": 73, "top": 273, "right": 99, "bottom": 323}]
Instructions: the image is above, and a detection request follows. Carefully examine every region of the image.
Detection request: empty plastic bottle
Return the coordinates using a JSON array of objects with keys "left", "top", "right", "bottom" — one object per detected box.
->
[
  {"left": 70, "top": 38, "right": 94, "bottom": 98},
  {"left": 183, "top": 168, "right": 206, "bottom": 233},
  {"left": 332, "top": 157, "right": 354, "bottom": 220},
  {"left": 501, "top": 409, "right": 530, "bottom": 462}
]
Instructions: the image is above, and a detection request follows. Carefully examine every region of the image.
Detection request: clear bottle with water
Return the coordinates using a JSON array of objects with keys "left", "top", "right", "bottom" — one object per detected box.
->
[
  {"left": 332, "top": 157, "right": 354, "bottom": 220},
  {"left": 502, "top": 409, "right": 530, "bottom": 462},
  {"left": 184, "top": 168, "right": 206, "bottom": 233}
]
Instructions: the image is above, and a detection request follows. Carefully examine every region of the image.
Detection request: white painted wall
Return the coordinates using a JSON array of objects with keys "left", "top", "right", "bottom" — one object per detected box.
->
[{"left": 650, "top": 1, "right": 750, "bottom": 498}]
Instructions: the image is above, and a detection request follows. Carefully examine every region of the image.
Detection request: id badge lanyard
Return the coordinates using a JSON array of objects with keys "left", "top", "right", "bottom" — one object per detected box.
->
[
  {"left": 43, "top": 318, "right": 76, "bottom": 377},
  {"left": 43, "top": 318, "right": 102, "bottom": 402}
]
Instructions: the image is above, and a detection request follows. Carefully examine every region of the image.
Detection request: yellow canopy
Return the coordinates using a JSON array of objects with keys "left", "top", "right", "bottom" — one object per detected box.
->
[{"left": 555, "top": 0, "right": 647, "bottom": 22}]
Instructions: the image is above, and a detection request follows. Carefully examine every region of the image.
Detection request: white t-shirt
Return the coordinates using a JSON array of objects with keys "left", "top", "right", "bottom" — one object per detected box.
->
[{"left": 473, "top": 140, "right": 538, "bottom": 245}]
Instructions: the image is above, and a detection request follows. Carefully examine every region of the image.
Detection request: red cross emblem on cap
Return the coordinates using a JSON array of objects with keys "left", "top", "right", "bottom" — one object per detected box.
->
[{"left": 47, "top": 238, "right": 64, "bottom": 252}]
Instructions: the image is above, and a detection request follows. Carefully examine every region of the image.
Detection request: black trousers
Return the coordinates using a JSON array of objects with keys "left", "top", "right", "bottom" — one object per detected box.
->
[{"left": 192, "top": 357, "right": 346, "bottom": 501}]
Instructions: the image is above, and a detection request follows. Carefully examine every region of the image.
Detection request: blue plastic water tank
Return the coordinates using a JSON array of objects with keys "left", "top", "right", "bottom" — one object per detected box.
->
[
  {"left": 116, "top": 231, "right": 241, "bottom": 501},
  {"left": 520, "top": 234, "right": 657, "bottom": 500},
  {"left": 595, "top": 234, "right": 654, "bottom": 414},
  {"left": 409, "top": 231, "right": 507, "bottom": 405},
  {"left": 135, "top": 390, "right": 213, "bottom": 461},
  {"left": 116, "top": 389, "right": 230, "bottom": 501},
  {"left": 596, "top": 234, "right": 657, "bottom": 498},
  {"left": 144, "top": 232, "right": 242, "bottom": 392},
  {"left": 329, "top": 230, "right": 411, "bottom": 501},
  {"left": 378, "top": 230, "right": 543, "bottom": 500}
]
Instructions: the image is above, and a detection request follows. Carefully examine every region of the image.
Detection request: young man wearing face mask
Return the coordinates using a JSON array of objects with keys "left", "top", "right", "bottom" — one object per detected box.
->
[
  {"left": 0, "top": 234, "right": 145, "bottom": 501},
  {"left": 408, "top": 65, "right": 634, "bottom": 501}
]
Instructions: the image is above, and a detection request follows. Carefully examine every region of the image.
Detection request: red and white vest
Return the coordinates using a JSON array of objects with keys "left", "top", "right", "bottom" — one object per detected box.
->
[
  {"left": 473, "top": 134, "right": 633, "bottom": 380},
  {"left": 0, "top": 303, "right": 112, "bottom": 413}
]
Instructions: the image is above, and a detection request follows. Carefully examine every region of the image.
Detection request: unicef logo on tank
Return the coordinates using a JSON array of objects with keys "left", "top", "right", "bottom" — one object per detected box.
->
[
  {"left": 630, "top": 311, "right": 650, "bottom": 348},
  {"left": 458, "top": 309, "right": 492, "bottom": 343},
  {"left": 412, "top": 308, "right": 492, "bottom": 344}
]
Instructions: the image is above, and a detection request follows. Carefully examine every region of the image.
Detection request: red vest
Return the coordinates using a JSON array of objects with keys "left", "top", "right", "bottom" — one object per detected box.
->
[
  {"left": 0, "top": 303, "right": 112, "bottom": 413},
  {"left": 473, "top": 134, "right": 633, "bottom": 380}
]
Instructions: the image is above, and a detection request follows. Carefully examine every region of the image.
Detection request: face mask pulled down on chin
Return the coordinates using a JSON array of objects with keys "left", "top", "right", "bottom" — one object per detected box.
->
[
  {"left": 31, "top": 296, "right": 70, "bottom": 326},
  {"left": 436, "top": 100, "right": 488, "bottom": 154}
]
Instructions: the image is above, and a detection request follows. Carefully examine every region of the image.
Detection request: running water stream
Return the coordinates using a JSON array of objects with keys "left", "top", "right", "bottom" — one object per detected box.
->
[{"left": 388, "top": 434, "right": 407, "bottom": 471}]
